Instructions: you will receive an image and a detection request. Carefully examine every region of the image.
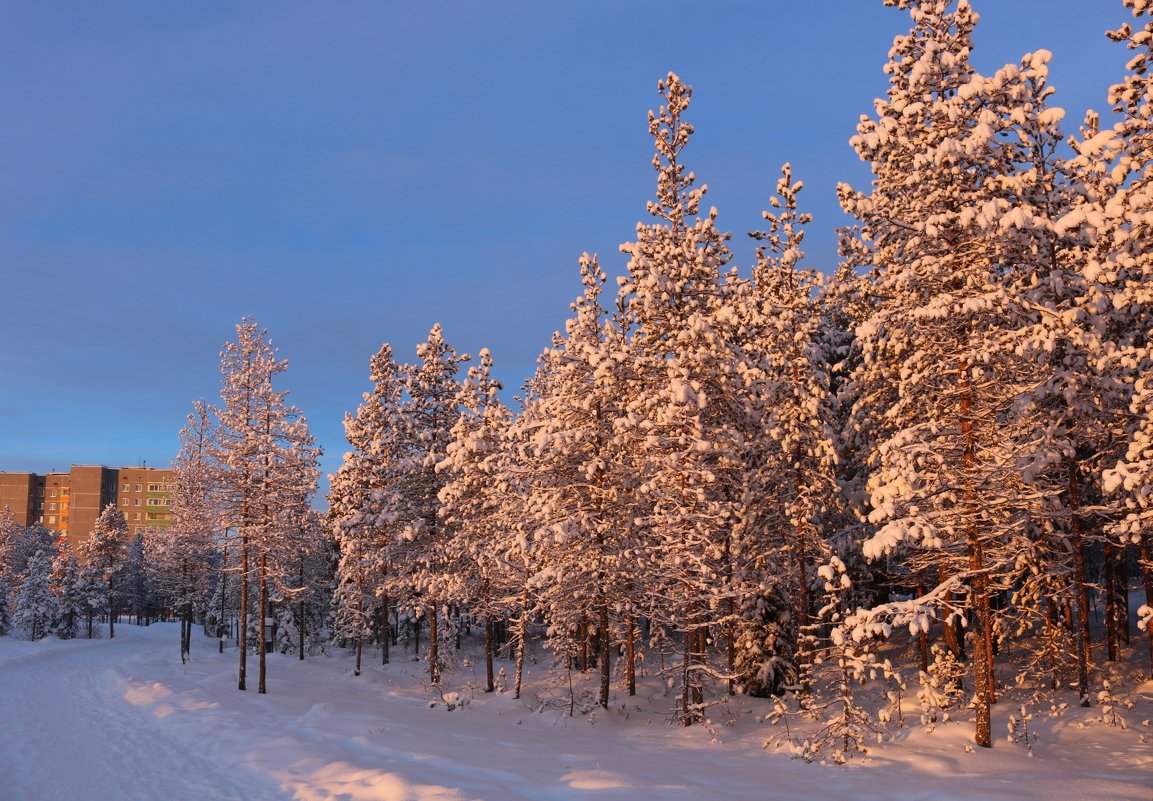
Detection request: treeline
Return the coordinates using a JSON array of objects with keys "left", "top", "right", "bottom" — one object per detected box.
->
[{"left": 0, "top": 506, "right": 154, "bottom": 642}]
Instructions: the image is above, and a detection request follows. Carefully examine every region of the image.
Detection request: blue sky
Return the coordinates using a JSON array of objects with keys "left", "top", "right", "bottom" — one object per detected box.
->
[{"left": 0, "top": 1, "right": 1130, "bottom": 493}]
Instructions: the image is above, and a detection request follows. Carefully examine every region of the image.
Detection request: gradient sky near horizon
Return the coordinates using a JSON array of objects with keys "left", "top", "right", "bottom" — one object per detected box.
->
[{"left": 0, "top": 1, "right": 1132, "bottom": 497}]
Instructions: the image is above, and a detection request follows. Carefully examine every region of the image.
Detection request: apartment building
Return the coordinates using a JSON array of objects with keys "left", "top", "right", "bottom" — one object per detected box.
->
[{"left": 0, "top": 465, "right": 174, "bottom": 549}]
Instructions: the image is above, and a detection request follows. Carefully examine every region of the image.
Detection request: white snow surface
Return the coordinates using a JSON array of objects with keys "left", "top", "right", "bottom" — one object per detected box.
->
[{"left": 1, "top": 624, "right": 1150, "bottom": 801}]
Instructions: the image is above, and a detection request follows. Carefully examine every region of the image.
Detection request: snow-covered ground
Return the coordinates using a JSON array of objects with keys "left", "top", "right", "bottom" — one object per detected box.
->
[{"left": 1, "top": 623, "right": 1150, "bottom": 801}]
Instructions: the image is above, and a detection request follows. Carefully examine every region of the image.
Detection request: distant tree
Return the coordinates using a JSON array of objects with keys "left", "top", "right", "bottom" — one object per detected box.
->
[
  {"left": 329, "top": 344, "right": 406, "bottom": 674},
  {"left": 274, "top": 510, "right": 332, "bottom": 660},
  {"left": 78, "top": 505, "right": 129, "bottom": 639},
  {"left": 122, "top": 531, "right": 151, "bottom": 625},
  {"left": 13, "top": 550, "right": 58, "bottom": 641},
  {"left": 152, "top": 400, "right": 223, "bottom": 663},
  {"left": 50, "top": 549, "right": 82, "bottom": 640}
]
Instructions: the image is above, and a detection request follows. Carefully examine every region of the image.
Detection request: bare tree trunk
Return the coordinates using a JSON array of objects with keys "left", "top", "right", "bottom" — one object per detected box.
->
[
  {"left": 484, "top": 615, "right": 494, "bottom": 692},
  {"left": 1068, "top": 461, "right": 1092, "bottom": 707},
  {"left": 181, "top": 602, "right": 192, "bottom": 664},
  {"left": 381, "top": 598, "right": 390, "bottom": 665},
  {"left": 239, "top": 533, "right": 248, "bottom": 691},
  {"left": 794, "top": 539, "right": 811, "bottom": 703},
  {"left": 514, "top": 592, "right": 528, "bottom": 700},
  {"left": 298, "top": 554, "right": 306, "bottom": 661},
  {"left": 962, "top": 366, "right": 991, "bottom": 748},
  {"left": 108, "top": 578, "right": 116, "bottom": 640},
  {"left": 219, "top": 545, "right": 228, "bottom": 654},
  {"left": 682, "top": 627, "right": 692, "bottom": 727},
  {"left": 625, "top": 611, "right": 636, "bottom": 697},
  {"left": 917, "top": 584, "right": 929, "bottom": 674},
  {"left": 428, "top": 605, "right": 440, "bottom": 685},
  {"left": 1141, "top": 531, "right": 1153, "bottom": 680},
  {"left": 1104, "top": 541, "right": 1118, "bottom": 662},
  {"left": 258, "top": 553, "right": 268, "bottom": 694},
  {"left": 579, "top": 613, "right": 589, "bottom": 673},
  {"left": 1117, "top": 555, "right": 1130, "bottom": 646},
  {"left": 969, "top": 536, "right": 992, "bottom": 748},
  {"left": 598, "top": 604, "right": 610, "bottom": 709}
]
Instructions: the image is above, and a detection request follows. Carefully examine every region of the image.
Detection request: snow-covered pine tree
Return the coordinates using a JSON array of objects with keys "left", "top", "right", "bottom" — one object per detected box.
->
[
  {"left": 150, "top": 400, "right": 223, "bottom": 663},
  {"left": 1095, "top": 0, "right": 1153, "bottom": 680},
  {"left": 0, "top": 507, "right": 20, "bottom": 636},
  {"left": 438, "top": 347, "right": 517, "bottom": 694},
  {"left": 275, "top": 510, "right": 331, "bottom": 660},
  {"left": 329, "top": 344, "right": 407, "bottom": 673},
  {"left": 616, "top": 73, "right": 755, "bottom": 724},
  {"left": 838, "top": 0, "right": 1062, "bottom": 748},
  {"left": 213, "top": 317, "right": 321, "bottom": 692},
  {"left": 50, "top": 549, "right": 82, "bottom": 640},
  {"left": 384, "top": 324, "right": 468, "bottom": 684},
  {"left": 746, "top": 164, "right": 840, "bottom": 703},
  {"left": 121, "top": 531, "right": 151, "bottom": 625},
  {"left": 12, "top": 550, "right": 57, "bottom": 641},
  {"left": 509, "top": 255, "right": 638, "bottom": 708},
  {"left": 77, "top": 504, "right": 129, "bottom": 640},
  {"left": 985, "top": 51, "right": 1131, "bottom": 706}
]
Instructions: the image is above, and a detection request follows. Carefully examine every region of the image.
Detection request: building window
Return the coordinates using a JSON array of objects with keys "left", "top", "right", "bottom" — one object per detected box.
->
[
  {"left": 148, "top": 483, "right": 160, "bottom": 492},
  {"left": 135, "top": 484, "right": 141, "bottom": 492},
  {"left": 49, "top": 489, "right": 57, "bottom": 498},
  {"left": 49, "top": 502, "right": 57, "bottom": 511},
  {"left": 61, "top": 488, "right": 68, "bottom": 497},
  {"left": 47, "top": 515, "right": 56, "bottom": 524},
  {"left": 134, "top": 498, "right": 141, "bottom": 506},
  {"left": 134, "top": 512, "right": 141, "bottom": 520},
  {"left": 147, "top": 498, "right": 169, "bottom": 507}
]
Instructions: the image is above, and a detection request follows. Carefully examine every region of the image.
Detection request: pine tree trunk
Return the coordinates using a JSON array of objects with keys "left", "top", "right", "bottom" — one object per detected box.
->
[
  {"left": 625, "top": 611, "right": 636, "bottom": 697},
  {"left": 598, "top": 603, "right": 610, "bottom": 709},
  {"left": 355, "top": 636, "right": 363, "bottom": 677},
  {"left": 579, "top": 613, "right": 589, "bottom": 673},
  {"left": 1068, "top": 461, "right": 1092, "bottom": 707},
  {"left": 969, "top": 535, "right": 992, "bottom": 748},
  {"left": 484, "top": 615, "right": 494, "bottom": 692},
  {"left": 239, "top": 533, "right": 248, "bottom": 692},
  {"left": 682, "top": 628, "right": 692, "bottom": 727},
  {"left": 381, "top": 593, "right": 390, "bottom": 665},
  {"left": 298, "top": 555, "right": 306, "bottom": 661},
  {"left": 298, "top": 599, "right": 305, "bottom": 661},
  {"left": 181, "top": 602, "right": 192, "bottom": 664},
  {"left": 1117, "top": 555, "right": 1130, "bottom": 646},
  {"left": 693, "top": 629, "right": 705, "bottom": 712},
  {"left": 1141, "top": 530, "right": 1153, "bottom": 680},
  {"left": 962, "top": 365, "right": 991, "bottom": 748},
  {"left": 795, "top": 547, "right": 812, "bottom": 703},
  {"left": 258, "top": 554, "right": 268, "bottom": 694},
  {"left": 218, "top": 547, "right": 228, "bottom": 654},
  {"left": 428, "top": 606, "right": 440, "bottom": 685},
  {"left": 1104, "top": 541, "right": 1118, "bottom": 662},
  {"left": 917, "top": 584, "right": 929, "bottom": 674},
  {"left": 514, "top": 592, "right": 528, "bottom": 700}
]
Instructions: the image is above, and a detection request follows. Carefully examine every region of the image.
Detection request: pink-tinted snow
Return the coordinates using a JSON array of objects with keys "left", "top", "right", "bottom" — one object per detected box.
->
[{"left": 0, "top": 624, "right": 1149, "bottom": 800}]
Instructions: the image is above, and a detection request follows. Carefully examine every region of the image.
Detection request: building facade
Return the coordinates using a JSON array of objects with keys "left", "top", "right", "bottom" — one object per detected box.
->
[{"left": 0, "top": 465, "right": 174, "bottom": 549}]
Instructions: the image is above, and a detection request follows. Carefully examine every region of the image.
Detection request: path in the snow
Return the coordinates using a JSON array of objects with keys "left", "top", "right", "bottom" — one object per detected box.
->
[{"left": 0, "top": 623, "right": 1149, "bottom": 801}]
